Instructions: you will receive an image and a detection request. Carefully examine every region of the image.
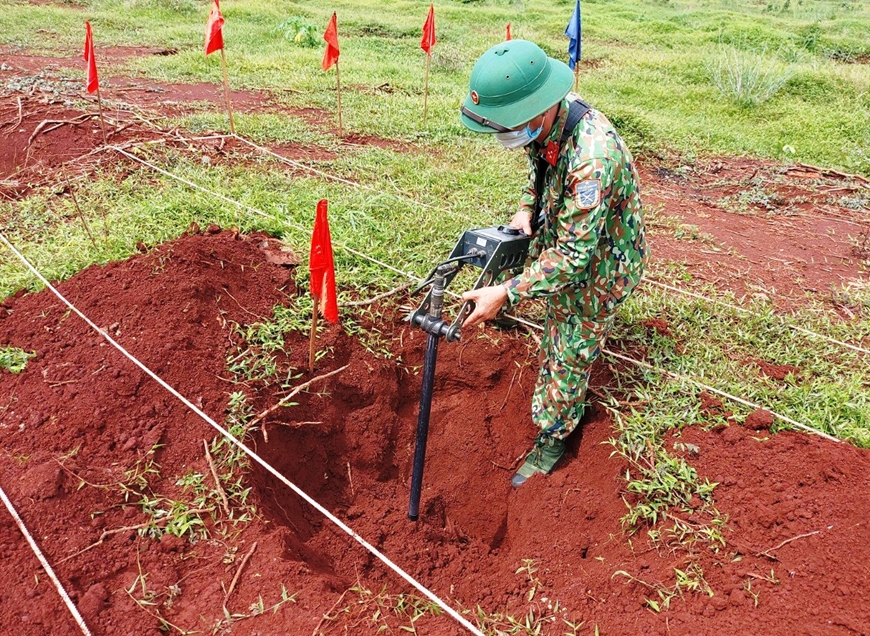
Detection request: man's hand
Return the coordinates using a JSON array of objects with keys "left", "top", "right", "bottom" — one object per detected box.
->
[
  {"left": 509, "top": 210, "right": 533, "bottom": 236},
  {"left": 461, "top": 285, "right": 509, "bottom": 329}
]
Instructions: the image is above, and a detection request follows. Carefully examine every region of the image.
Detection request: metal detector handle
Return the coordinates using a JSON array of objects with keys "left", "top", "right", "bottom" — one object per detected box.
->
[
  {"left": 449, "top": 300, "right": 475, "bottom": 341},
  {"left": 497, "top": 210, "right": 544, "bottom": 237}
]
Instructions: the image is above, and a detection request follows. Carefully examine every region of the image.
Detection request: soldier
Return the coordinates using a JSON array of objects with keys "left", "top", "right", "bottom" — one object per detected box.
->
[{"left": 460, "top": 40, "right": 647, "bottom": 487}]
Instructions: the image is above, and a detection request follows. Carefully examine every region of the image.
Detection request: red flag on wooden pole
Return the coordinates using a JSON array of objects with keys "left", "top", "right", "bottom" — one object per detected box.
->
[
  {"left": 83, "top": 22, "right": 99, "bottom": 93},
  {"left": 309, "top": 199, "right": 338, "bottom": 371},
  {"left": 321, "top": 13, "right": 342, "bottom": 134},
  {"left": 203, "top": 0, "right": 235, "bottom": 134},
  {"left": 83, "top": 22, "right": 107, "bottom": 144},
  {"left": 204, "top": 0, "right": 225, "bottom": 55},
  {"left": 420, "top": 4, "right": 436, "bottom": 55},
  {"left": 421, "top": 4, "right": 435, "bottom": 125},
  {"left": 506, "top": 23, "right": 512, "bottom": 40},
  {"left": 321, "top": 13, "right": 340, "bottom": 71}
]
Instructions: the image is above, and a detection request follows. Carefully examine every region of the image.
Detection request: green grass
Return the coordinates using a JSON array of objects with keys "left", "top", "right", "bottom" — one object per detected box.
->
[{"left": 1, "top": 0, "right": 869, "bottom": 171}]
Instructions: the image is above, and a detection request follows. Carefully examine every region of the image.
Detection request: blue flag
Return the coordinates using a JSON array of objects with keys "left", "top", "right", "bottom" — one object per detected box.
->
[{"left": 565, "top": 0, "right": 581, "bottom": 70}]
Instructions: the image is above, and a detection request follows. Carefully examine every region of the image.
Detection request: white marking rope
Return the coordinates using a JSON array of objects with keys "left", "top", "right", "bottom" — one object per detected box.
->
[
  {"left": 643, "top": 278, "right": 870, "bottom": 356},
  {"left": 106, "top": 147, "right": 844, "bottom": 443},
  {"left": 603, "top": 350, "right": 841, "bottom": 443},
  {"left": 0, "top": 482, "right": 93, "bottom": 636},
  {"left": 0, "top": 231, "right": 485, "bottom": 636},
  {"left": 228, "top": 136, "right": 870, "bottom": 359}
]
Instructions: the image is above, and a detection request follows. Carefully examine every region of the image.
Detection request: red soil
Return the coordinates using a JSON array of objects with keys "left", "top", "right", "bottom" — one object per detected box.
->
[
  {"left": 2, "top": 53, "right": 870, "bottom": 636},
  {"left": 1, "top": 230, "right": 869, "bottom": 636}
]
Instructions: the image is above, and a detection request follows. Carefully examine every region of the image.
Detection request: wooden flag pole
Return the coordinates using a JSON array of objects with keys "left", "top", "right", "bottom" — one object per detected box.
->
[
  {"left": 309, "top": 296, "right": 319, "bottom": 373},
  {"left": 94, "top": 87, "right": 108, "bottom": 144},
  {"left": 219, "top": 48, "right": 236, "bottom": 134},
  {"left": 423, "top": 54, "right": 431, "bottom": 126},
  {"left": 573, "top": 65, "right": 580, "bottom": 93},
  {"left": 64, "top": 172, "right": 98, "bottom": 251},
  {"left": 335, "top": 61, "right": 343, "bottom": 136}
]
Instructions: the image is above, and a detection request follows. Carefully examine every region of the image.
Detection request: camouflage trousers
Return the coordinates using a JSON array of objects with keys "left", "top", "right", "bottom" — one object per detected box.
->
[{"left": 531, "top": 305, "right": 615, "bottom": 440}]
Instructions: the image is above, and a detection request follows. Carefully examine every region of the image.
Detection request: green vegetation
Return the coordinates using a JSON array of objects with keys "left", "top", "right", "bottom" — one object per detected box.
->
[
  {"left": 1, "top": 0, "right": 868, "bottom": 171},
  {"left": 116, "top": 425, "right": 256, "bottom": 541},
  {"left": 1, "top": 0, "right": 869, "bottom": 614},
  {"left": 0, "top": 346, "right": 35, "bottom": 374}
]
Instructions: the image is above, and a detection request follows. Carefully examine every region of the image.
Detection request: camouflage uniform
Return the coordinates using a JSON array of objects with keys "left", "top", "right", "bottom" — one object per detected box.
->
[{"left": 503, "top": 94, "right": 647, "bottom": 440}]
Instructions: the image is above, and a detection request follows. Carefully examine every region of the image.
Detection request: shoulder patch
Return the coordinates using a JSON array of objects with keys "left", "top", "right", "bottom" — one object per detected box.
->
[{"left": 575, "top": 179, "right": 602, "bottom": 210}]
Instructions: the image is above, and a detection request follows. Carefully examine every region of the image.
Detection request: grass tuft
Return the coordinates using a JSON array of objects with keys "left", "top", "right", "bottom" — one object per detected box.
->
[{"left": 707, "top": 45, "right": 794, "bottom": 106}]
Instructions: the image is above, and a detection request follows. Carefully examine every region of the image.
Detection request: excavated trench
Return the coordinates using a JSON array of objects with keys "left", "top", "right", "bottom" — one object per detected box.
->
[{"left": 247, "top": 327, "right": 540, "bottom": 578}]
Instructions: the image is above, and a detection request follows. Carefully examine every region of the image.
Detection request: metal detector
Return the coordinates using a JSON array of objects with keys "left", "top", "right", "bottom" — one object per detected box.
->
[{"left": 406, "top": 223, "right": 534, "bottom": 521}]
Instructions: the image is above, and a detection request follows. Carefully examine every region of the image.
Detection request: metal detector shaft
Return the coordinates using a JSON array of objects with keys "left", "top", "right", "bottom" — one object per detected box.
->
[
  {"left": 408, "top": 332, "right": 438, "bottom": 521},
  {"left": 405, "top": 217, "right": 542, "bottom": 520},
  {"left": 407, "top": 262, "right": 454, "bottom": 521}
]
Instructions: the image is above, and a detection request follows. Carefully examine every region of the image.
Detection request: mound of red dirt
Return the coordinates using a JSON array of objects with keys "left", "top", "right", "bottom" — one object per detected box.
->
[{"left": 1, "top": 230, "right": 869, "bottom": 635}]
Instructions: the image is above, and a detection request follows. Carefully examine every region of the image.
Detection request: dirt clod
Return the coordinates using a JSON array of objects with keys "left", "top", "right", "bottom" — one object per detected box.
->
[{"left": 745, "top": 409, "right": 775, "bottom": 431}]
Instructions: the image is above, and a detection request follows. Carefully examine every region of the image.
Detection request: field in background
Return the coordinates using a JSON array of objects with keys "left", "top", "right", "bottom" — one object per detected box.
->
[{"left": 1, "top": 0, "right": 869, "bottom": 171}]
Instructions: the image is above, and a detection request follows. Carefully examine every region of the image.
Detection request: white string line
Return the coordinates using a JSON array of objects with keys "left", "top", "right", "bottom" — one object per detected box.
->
[
  {"left": 603, "top": 350, "right": 842, "bottom": 443},
  {"left": 231, "top": 134, "right": 476, "bottom": 226},
  {"left": 228, "top": 135, "right": 869, "bottom": 358},
  {"left": 643, "top": 278, "right": 870, "bottom": 356},
  {"left": 109, "top": 149, "right": 842, "bottom": 442},
  {"left": 0, "top": 231, "right": 485, "bottom": 636},
  {"left": 0, "top": 482, "right": 92, "bottom": 636},
  {"left": 110, "top": 147, "right": 425, "bottom": 284}
]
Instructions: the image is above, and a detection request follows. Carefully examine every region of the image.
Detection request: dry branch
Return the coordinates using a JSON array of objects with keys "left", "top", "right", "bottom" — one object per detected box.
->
[
  {"left": 224, "top": 541, "right": 258, "bottom": 606},
  {"left": 758, "top": 530, "right": 821, "bottom": 559},
  {"left": 243, "top": 364, "right": 348, "bottom": 434},
  {"left": 8, "top": 96, "right": 22, "bottom": 131},
  {"left": 57, "top": 508, "right": 212, "bottom": 564},
  {"left": 204, "top": 439, "right": 231, "bottom": 517},
  {"left": 311, "top": 588, "right": 350, "bottom": 636},
  {"left": 27, "top": 114, "right": 97, "bottom": 147},
  {"left": 789, "top": 162, "right": 870, "bottom": 186}
]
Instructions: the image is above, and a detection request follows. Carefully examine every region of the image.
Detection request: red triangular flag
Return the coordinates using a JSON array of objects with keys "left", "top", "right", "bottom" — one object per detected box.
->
[
  {"left": 309, "top": 199, "right": 339, "bottom": 323},
  {"left": 322, "top": 13, "right": 340, "bottom": 71},
  {"left": 506, "top": 23, "right": 512, "bottom": 41},
  {"left": 421, "top": 4, "right": 436, "bottom": 56},
  {"left": 83, "top": 22, "right": 99, "bottom": 94},
  {"left": 204, "top": 0, "right": 224, "bottom": 56}
]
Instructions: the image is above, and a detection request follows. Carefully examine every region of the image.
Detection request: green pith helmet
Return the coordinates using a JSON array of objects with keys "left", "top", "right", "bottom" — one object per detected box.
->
[{"left": 461, "top": 40, "right": 574, "bottom": 133}]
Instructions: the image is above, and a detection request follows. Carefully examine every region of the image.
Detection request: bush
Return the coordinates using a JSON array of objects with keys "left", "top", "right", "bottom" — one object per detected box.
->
[
  {"left": 707, "top": 46, "right": 794, "bottom": 107},
  {"left": 274, "top": 17, "right": 320, "bottom": 47}
]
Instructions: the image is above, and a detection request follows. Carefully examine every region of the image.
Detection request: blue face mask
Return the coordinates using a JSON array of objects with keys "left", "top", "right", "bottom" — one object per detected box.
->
[{"left": 495, "top": 123, "right": 543, "bottom": 150}]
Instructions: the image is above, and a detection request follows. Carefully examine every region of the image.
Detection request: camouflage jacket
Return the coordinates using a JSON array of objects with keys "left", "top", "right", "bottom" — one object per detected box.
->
[{"left": 503, "top": 94, "right": 647, "bottom": 318}]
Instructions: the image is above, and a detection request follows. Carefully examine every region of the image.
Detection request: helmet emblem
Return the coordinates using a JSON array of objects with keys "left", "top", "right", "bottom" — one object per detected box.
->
[{"left": 470, "top": 90, "right": 479, "bottom": 105}]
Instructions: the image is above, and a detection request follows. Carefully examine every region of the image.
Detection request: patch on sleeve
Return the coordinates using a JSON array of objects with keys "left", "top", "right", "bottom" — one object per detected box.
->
[{"left": 574, "top": 179, "right": 602, "bottom": 210}]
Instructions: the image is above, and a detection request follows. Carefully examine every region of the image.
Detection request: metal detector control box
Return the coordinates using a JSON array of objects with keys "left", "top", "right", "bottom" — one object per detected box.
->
[{"left": 408, "top": 224, "right": 531, "bottom": 343}]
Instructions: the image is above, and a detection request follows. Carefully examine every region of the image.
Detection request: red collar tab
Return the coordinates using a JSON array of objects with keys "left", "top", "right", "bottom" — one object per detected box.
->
[{"left": 544, "top": 141, "right": 560, "bottom": 166}]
